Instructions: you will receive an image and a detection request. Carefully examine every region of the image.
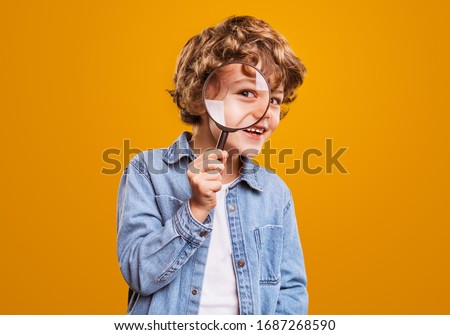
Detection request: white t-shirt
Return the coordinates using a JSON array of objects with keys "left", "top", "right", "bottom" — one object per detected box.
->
[{"left": 198, "top": 180, "right": 239, "bottom": 315}]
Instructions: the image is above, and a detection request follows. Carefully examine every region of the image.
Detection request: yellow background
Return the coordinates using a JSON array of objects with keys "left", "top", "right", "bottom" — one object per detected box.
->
[{"left": 1, "top": 0, "right": 449, "bottom": 314}]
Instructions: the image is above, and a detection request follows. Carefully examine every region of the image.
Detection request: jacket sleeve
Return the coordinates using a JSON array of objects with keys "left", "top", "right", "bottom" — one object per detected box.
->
[
  {"left": 116, "top": 154, "right": 212, "bottom": 296},
  {"left": 275, "top": 191, "right": 308, "bottom": 314}
]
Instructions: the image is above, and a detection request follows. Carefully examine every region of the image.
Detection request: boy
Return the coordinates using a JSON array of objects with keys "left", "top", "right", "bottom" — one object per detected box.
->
[{"left": 117, "top": 15, "right": 308, "bottom": 314}]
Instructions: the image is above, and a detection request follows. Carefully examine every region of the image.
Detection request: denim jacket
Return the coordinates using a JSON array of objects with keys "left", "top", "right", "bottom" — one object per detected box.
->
[{"left": 116, "top": 132, "right": 308, "bottom": 314}]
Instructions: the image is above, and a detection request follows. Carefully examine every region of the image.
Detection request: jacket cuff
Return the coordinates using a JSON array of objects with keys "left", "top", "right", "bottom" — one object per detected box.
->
[{"left": 173, "top": 202, "right": 212, "bottom": 247}]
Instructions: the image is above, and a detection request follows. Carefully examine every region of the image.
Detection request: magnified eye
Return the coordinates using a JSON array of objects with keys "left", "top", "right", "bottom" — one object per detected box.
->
[{"left": 239, "top": 90, "right": 256, "bottom": 98}]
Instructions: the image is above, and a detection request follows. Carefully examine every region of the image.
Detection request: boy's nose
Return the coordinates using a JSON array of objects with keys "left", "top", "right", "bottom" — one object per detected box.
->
[
  {"left": 250, "top": 93, "right": 270, "bottom": 119},
  {"left": 249, "top": 108, "right": 270, "bottom": 124},
  {"left": 261, "top": 107, "right": 272, "bottom": 119}
]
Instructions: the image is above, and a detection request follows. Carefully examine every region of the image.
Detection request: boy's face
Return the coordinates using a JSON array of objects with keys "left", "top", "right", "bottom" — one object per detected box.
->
[
  {"left": 204, "top": 64, "right": 270, "bottom": 130},
  {"left": 206, "top": 63, "right": 284, "bottom": 157}
]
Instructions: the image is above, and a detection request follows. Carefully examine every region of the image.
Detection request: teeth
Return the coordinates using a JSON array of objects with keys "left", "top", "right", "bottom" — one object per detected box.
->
[{"left": 245, "top": 127, "right": 264, "bottom": 134}]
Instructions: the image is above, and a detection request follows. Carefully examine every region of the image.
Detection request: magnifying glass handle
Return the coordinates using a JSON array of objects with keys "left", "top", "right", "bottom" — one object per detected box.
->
[{"left": 216, "top": 131, "right": 228, "bottom": 150}]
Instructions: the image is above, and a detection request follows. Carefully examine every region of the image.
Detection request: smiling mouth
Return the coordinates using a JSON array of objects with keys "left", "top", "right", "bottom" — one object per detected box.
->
[{"left": 243, "top": 126, "right": 266, "bottom": 136}]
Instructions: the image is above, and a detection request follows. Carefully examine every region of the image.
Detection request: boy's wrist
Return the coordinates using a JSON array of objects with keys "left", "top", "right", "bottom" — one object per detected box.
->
[{"left": 188, "top": 200, "right": 210, "bottom": 224}]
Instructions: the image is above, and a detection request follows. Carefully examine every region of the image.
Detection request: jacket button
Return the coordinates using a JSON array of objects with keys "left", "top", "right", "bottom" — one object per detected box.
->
[
  {"left": 237, "top": 259, "right": 245, "bottom": 268},
  {"left": 199, "top": 231, "right": 207, "bottom": 238},
  {"left": 192, "top": 289, "right": 198, "bottom": 295},
  {"left": 228, "top": 204, "right": 236, "bottom": 212}
]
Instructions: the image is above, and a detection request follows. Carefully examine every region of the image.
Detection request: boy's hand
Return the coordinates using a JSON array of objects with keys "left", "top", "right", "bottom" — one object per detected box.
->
[{"left": 187, "top": 149, "right": 228, "bottom": 223}]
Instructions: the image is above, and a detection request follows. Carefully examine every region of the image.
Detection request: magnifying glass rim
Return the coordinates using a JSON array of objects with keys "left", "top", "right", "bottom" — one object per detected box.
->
[{"left": 201, "top": 61, "right": 272, "bottom": 132}]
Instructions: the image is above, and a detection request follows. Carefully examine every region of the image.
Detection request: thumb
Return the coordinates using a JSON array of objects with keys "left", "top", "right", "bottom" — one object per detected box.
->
[{"left": 220, "top": 150, "right": 229, "bottom": 164}]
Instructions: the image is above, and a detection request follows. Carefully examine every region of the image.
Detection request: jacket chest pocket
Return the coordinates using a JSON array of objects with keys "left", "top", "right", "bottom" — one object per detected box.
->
[{"left": 254, "top": 225, "right": 283, "bottom": 285}]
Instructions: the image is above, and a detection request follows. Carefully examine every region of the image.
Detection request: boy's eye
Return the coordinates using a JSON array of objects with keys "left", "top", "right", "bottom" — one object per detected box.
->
[
  {"left": 270, "top": 97, "right": 281, "bottom": 105},
  {"left": 239, "top": 90, "right": 256, "bottom": 98}
]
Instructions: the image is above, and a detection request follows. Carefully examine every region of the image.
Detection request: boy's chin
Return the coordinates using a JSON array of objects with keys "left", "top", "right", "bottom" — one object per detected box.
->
[{"left": 233, "top": 144, "right": 263, "bottom": 158}]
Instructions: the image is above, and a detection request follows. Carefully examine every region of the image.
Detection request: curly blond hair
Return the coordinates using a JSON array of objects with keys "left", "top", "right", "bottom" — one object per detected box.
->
[{"left": 169, "top": 16, "right": 306, "bottom": 124}]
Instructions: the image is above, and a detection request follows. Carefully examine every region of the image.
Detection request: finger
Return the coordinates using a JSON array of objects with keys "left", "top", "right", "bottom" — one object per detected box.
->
[
  {"left": 196, "top": 179, "right": 222, "bottom": 195},
  {"left": 204, "top": 149, "right": 228, "bottom": 162},
  {"left": 189, "top": 154, "right": 215, "bottom": 174},
  {"left": 220, "top": 150, "right": 228, "bottom": 165},
  {"left": 201, "top": 170, "right": 223, "bottom": 180},
  {"left": 190, "top": 153, "right": 220, "bottom": 172},
  {"left": 203, "top": 161, "right": 224, "bottom": 174},
  {"left": 203, "top": 151, "right": 227, "bottom": 171},
  {"left": 188, "top": 160, "right": 202, "bottom": 175},
  {"left": 209, "top": 180, "right": 223, "bottom": 192},
  {"left": 190, "top": 150, "right": 228, "bottom": 174}
]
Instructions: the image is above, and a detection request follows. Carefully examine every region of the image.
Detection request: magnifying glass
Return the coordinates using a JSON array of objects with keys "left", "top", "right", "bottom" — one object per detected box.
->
[{"left": 202, "top": 62, "right": 271, "bottom": 150}]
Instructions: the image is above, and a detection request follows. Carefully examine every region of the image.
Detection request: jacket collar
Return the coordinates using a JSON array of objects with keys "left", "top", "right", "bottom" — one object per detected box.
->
[
  {"left": 163, "top": 132, "right": 263, "bottom": 192},
  {"left": 236, "top": 155, "right": 263, "bottom": 192},
  {"left": 162, "top": 131, "right": 196, "bottom": 164}
]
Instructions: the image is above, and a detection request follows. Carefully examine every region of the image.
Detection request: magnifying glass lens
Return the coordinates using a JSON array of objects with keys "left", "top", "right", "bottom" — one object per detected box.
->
[{"left": 203, "top": 63, "right": 270, "bottom": 130}]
